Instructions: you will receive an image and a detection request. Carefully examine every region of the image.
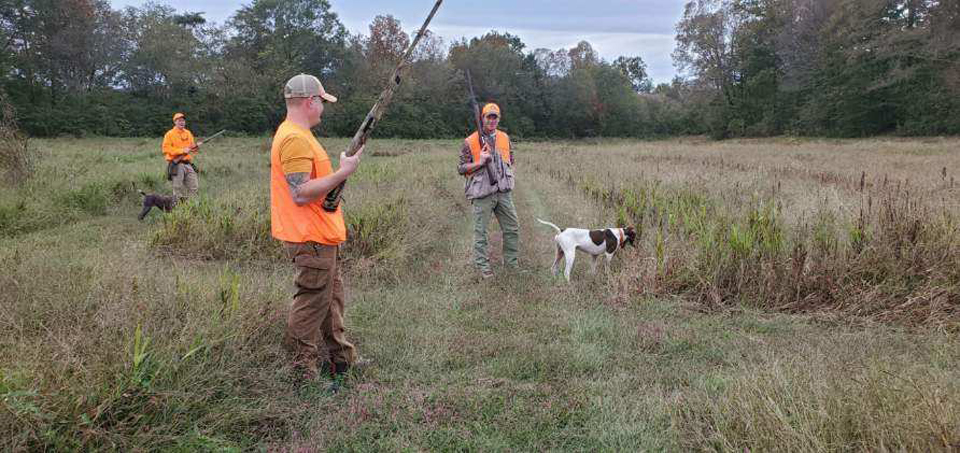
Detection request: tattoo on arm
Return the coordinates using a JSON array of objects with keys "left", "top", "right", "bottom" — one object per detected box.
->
[{"left": 285, "top": 172, "right": 310, "bottom": 204}]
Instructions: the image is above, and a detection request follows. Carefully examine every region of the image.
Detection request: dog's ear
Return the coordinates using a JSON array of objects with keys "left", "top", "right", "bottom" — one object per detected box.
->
[{"left": 625, "top": 227, "right": 637, "bottom": 245}]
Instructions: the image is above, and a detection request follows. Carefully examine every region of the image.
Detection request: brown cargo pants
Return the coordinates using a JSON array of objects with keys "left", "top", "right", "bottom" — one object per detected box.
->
[{"left": 284, "top": 241, "right": 357, "bottom": 374}]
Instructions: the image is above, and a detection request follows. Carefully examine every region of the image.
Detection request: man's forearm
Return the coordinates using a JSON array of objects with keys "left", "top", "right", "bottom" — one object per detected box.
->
[
  {"left": 459, "top": 161, "right": 486, "bottom": 174},
  {"left": 287, "top": 170, "right": 351, "bottom": 206},
  {"left": 457, "top": 143, "right": 483, "bottom": 174},
  {"left": 171, "top": 151, "right": 190, "bottom": 163}
]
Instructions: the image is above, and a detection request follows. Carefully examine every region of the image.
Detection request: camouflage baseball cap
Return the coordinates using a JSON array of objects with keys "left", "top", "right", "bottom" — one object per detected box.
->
[{"left": 283, "top": 73, "right": 337, "bottom": 102}]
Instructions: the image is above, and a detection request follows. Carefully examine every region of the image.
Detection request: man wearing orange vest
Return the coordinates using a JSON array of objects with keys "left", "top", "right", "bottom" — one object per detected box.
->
[
  {"left": 270, "top": 74, "right": 365, "bottom": 386},
  {"left": 457, "top": 103, "right": 520, "bottom": 279},
  {"left": 162, "top": 113, "right": 199, "bottom": 200}
]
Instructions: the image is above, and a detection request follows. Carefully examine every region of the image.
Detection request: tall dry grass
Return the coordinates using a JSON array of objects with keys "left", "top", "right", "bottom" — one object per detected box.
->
[
  {"left": 0, "top": 91, "right": 33, "bottom": 184},
  {"left": 3, "top": 136, "right": 960, "bottom": 451},
  {"left": 528, "top": 138, "right": 960, "bottom": 329},
  {"left": 674, "top": 342, "right": 960, "bottom": 450}
]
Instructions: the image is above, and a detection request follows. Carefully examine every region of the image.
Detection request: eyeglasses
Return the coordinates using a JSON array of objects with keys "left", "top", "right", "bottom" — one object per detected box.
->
[{"left": 484, "top": 115, "right": 499, "bottom": 120}]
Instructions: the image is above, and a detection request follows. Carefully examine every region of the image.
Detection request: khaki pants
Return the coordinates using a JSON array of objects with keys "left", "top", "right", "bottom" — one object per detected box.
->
[
  {"left": 284, "top": 241, "right": 356, "bottom": 373},
  {"left": 472, "top": 190, "right": 520, "bottom": 272},
  {"left": 171, "top": 163, "right": 198, "bottom": 199}
]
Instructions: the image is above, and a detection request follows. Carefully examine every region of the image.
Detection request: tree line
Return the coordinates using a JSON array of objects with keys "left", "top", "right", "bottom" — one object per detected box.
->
[{"left": 1, "top": 0, "right": 957, "bottom": 139}]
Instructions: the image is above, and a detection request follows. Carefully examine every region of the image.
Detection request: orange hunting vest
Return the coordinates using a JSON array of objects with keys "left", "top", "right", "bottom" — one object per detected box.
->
[
  {"left": 465, "top": 130, "right": 510, "bottom": 177},
  {"left": 269, "top": 121, "right": 346, "bottom": 245}
]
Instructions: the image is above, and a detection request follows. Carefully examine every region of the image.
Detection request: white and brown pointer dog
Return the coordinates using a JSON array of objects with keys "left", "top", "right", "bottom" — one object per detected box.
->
[{"left": 537, "top": 219, "right": 636, "bottom": 282}]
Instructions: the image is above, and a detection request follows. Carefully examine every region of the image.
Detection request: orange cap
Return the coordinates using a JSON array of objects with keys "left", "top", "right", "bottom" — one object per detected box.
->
[
  {"left": 482, "top": 103, "right": 500, "bottom": 118},
  {"left": 172, "top": 113, "right": 185, "bottom": 122}
]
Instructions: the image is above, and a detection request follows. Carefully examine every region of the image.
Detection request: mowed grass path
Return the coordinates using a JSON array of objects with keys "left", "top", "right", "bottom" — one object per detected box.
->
[{"left": 2, "top": 137, "right": 959, "bottom": 451}]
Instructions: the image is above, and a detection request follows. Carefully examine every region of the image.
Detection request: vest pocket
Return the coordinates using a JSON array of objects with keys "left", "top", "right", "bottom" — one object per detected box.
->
[
  {"left": 465, "top": 173, "right": 483, "bottom": 198},
  {"left": 503, "top": 163, "right": 515, "bottom": 189}
]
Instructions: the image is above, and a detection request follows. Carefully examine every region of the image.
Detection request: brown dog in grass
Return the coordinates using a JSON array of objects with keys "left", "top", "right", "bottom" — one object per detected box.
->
[{"left": 137, "top": 189, "right": 179, "bottom": 220}]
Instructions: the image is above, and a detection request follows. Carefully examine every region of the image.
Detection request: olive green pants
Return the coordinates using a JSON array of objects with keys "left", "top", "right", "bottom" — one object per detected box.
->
[{"left": 472, "top": 190, "right": 520, "bottom": 272}]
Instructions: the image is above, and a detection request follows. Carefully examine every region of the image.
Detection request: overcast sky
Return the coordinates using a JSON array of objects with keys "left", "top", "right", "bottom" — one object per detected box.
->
[{"left": 109, "top": 0, "right": 686, "bottom": 84}]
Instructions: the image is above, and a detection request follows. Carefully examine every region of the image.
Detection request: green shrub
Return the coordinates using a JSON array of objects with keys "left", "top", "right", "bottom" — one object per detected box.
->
[
  {"left": 151, "top": 196, "right": 282, "bottom": 261},
  {"left": 343, "top": 196, "right": 410, "bottom": 263},
  {"left": 57, "top": 182, "right": 109, "bottom": 216}
]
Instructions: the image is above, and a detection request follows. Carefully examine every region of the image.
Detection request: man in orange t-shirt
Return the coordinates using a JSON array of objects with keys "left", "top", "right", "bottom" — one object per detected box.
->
[
  {"left": 270, "top": 73, "right": 365, "bottom": 386},
  {"left": 161, "top": 113, "right": 199, "bottom": 200}
]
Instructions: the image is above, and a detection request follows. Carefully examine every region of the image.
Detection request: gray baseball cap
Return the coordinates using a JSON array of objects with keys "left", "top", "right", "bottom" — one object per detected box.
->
[{"left": 283, "top": 73, "right": 338, "bottom": 102}]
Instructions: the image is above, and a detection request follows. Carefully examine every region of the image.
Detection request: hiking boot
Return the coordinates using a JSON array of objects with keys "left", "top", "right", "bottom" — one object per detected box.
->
[
  {"left": 480, "top": 268, "right": 494, "bottom": 279},
  {"left": 323, "top": 357, "right": 374, "bottom": 394},
  {"left": 322, "top": 357, "right": 373, "bottom": 376},
  {"left": 505, "top": 265, "right": 528, "bottom": 274}
]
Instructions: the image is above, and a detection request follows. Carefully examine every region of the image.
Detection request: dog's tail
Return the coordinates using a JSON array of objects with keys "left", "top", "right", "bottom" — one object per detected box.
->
[
  {"left": 536, "top": 218, "right": 562, "bottom": 234},
  {"left": 138, "top": 189, "right": 147, "bottom": 197}
]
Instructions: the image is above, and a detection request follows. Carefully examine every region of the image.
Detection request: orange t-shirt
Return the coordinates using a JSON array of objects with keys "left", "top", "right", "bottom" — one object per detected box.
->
[
  {"left": 270, "top": 120, "right": 346, "bottom": 245},
  {"left": 162, "top": 127, "right": 195, "bottom": 162}
]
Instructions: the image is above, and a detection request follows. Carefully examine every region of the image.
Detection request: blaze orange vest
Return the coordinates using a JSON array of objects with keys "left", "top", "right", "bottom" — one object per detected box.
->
[
  {"left": 270, "top": 121, "right": 346, "bottom": 245},
  {"left": 465, "top": 130, "right": 510, "bottom": 177}
]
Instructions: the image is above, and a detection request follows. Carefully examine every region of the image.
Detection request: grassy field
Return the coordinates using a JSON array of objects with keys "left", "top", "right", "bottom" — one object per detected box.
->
[{"left": 2, "top": 136, "right": 959, "bottom": 451}]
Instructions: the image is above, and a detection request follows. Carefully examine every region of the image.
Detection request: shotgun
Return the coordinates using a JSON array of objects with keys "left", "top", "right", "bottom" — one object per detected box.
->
[
  {"left": 168, "top": 129, "right": 227, "bottom": 179},
  {"left": 465, "top": 69, "right": 497, "bottom": 184},
  {"left": 180, "top": 129, "right": 226, "bottom": 158},
  {"left": 322, "top": 0, "right": 445, "bottom": 212},
  {"left": 196, "top": 129, "right": 227, "bottom": 147}
]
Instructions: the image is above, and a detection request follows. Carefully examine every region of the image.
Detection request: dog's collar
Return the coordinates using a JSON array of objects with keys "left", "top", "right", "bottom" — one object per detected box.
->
[{"left": 618, "top": 229, "right": 625, "bottom": 248}]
